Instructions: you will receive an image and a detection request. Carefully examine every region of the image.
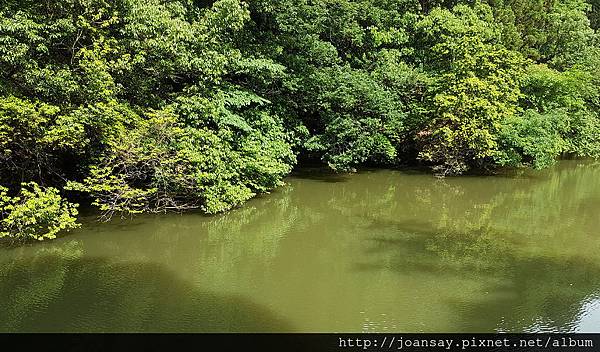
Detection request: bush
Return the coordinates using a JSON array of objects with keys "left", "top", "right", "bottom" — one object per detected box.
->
[
  {"left": 67, "top": 107, "right": 294, "bottom": 219},
  {"left": 0, "top": 183, "right": 80, "bottom": 242}
]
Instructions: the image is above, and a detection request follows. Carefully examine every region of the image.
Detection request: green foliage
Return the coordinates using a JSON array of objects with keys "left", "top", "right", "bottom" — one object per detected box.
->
[
  {"left": 543, "top": 0, "right": 595, "bottom": 68},
  {"left": 0, "top": 183, "right": 80, "bottom": 242},
  {"left": 0, "top": 95, "right": 86, "bottom": 185},
  {"left": 67, "top": 107, "right": 294, "bottom": 218},
  {"left": 303, "top": 66, "right": 406, "bottom": 171},
  {"left": 245, "top": 0, "right": 424, "bottom": 169},
  {"left": 497, "top": 110, "right": 568, "bottom": 169},
  {"left": 498, "top": 64, "right": 600, "bottom": 168},
  {"left": 487, "top": 0, "right": 595, "bottom": 68},
  {"left": 1, "top": 0, "right": 295, "bottom": 226},
  {"left": 2, "top": 0, "right": 600, "bottom": 239},
  {"left": 414, "top": 4, "right": 527, "bottom": 174}
]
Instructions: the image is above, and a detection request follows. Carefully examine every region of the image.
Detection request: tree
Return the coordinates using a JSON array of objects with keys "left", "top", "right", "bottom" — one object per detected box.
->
[{"left": 414, "top": 4, "right": 526, "bottom": 175}]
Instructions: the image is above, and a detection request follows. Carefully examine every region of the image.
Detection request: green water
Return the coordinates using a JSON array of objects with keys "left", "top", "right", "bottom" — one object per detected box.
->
[{"left": 1, "top": 160, "right": 600, "bottom": 332}]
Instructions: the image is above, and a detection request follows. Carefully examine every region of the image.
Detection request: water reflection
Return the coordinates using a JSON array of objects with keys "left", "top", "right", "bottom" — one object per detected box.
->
[{"left": 0, "top": 160, "right": 599, "bottom": 332}]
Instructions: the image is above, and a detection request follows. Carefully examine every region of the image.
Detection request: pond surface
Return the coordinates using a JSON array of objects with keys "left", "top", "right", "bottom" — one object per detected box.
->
[{"left": 1, "top": 160, "right": 600, "bottom": 332}]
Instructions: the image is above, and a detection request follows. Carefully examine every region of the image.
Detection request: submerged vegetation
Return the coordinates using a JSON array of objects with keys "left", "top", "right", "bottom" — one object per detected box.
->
[{"left": 1, "top": 0, "right": 600, "bottom": 240}]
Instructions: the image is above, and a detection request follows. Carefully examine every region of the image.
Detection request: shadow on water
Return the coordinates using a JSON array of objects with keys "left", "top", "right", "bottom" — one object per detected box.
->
[
  {"left": 0, "top": 243, "right": 292, "bottom": 332},
  {"left": 355, "top": 218, "right": 600, "bottom": 332},
  {"left": 291, "top": 168, "right": 351, "bottom": 183}
]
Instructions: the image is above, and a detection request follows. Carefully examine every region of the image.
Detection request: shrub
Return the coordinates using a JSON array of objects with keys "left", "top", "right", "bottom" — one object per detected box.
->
[
  {"left": 0, "top": 183, "right": 80, "bottom": 242},
  {"left": 67, "top": 107, "right": 294, "bottom": 220}
]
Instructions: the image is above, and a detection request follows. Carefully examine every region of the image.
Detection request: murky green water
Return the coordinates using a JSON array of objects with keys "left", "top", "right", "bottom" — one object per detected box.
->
[{"left": 1, "top": 160, "right": 600, "bottom": 332}]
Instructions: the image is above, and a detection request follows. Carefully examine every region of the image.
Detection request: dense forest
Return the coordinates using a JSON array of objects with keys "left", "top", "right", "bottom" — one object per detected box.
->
[{"left": 1, "top": 0, "right": 600, "bottom": 241}]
